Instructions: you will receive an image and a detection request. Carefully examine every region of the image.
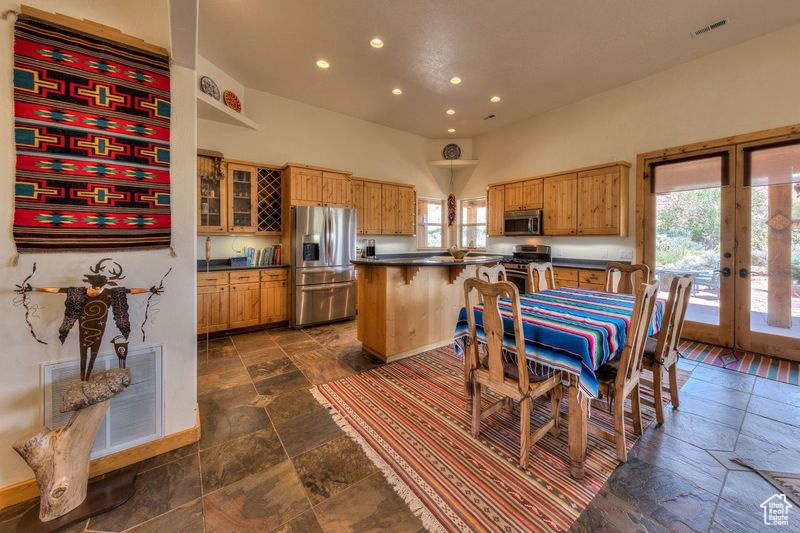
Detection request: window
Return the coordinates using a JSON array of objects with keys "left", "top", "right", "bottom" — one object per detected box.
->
[
  {"left": 417, "top": 198, "right": 445, "bottom": 249},
  {"left": 460, "top": 197, "right": 487, "bottom": 249}
]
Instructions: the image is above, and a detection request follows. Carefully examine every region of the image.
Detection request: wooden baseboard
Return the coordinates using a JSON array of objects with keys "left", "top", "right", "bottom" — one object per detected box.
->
[
  {"left": 363, "top": 339, "right": 454, "bottom": 363},
  {"left": 0, "top": 409, "right": 201, "bottom": 511}
]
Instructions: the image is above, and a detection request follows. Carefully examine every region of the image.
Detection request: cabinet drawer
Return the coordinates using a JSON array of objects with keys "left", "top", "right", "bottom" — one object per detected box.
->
[
  {"left": 553, "top": 267, "right": 578, "bottom": 282},
  {"left": 229, "top": 270, "right": 261, "bottom": 283},
  {"left": 198, "top": 272, "right": 229, "bottom": 287},
  {"left": 579, "top": 282, "right": 606, "bottom": 291},
  {"left": 578, "top": 270, "right": 606, "bottom": 285},
  {"left": 260, "top": 268, "right": 288, "bottom": 281}
]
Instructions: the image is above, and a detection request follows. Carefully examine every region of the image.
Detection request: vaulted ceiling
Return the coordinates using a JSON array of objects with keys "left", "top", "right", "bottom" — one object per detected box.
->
[{"left": 199, "top": 0, "right": 800, "bottom": 138}]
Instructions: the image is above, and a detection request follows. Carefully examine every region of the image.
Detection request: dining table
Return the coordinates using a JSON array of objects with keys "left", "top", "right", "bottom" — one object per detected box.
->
[{"left": 454, "top": 287, "right": 663, "bottom": 479}]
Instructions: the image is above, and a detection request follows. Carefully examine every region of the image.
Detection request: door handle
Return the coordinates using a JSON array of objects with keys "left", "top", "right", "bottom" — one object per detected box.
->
[{"left": 738, "top": 268, "right": 749, "bottom": 278}]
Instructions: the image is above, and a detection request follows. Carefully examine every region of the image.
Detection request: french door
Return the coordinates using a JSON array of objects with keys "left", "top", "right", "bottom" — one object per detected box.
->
[{"left": 640, "top": 126, "right": 800, "bottom": 361}]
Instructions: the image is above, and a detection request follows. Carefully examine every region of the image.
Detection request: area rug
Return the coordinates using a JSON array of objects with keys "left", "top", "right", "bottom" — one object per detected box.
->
[
  {"left": 679, "top": 340, "right": 799, "bottom": 385},
  {"left": 13, "top": 14, "right": 171, "bottom": 252},
  {"left": 312, "top": 346, "right": 689, "bottom": 532}
]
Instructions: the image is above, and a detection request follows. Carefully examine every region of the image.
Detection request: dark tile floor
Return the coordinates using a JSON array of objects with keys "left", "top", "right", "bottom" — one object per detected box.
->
[{"left": 2, "top": 323, "right": 799, "bottom": 532}]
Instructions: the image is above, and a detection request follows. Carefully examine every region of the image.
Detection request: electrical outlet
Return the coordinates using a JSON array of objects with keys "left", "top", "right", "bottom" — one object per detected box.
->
[
  {"left": 553, "top": 247, "right": 563, "bottom": 257},
  {"left": 619, "top": 249, "right": 633, "bottom": 260},
  {"left": 600, "top": 249, "right": 609, "bottom": 259}
]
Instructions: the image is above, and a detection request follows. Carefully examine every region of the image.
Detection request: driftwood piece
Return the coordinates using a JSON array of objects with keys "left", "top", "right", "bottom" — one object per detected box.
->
[{"left": 13, "top": 369, "right": 131, "bottom": 521}]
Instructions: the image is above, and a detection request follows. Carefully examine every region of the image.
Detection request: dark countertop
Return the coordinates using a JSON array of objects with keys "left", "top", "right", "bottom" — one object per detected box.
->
[
  {"left": 197, "top": 260, "right": 289, "bottom": 272},
  {"left": 352, "top": 254, "right": 503, "bottom": 267}
]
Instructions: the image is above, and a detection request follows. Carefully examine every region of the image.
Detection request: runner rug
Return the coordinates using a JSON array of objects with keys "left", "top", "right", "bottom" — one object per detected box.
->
[
  {"left": 13, "top": 14, "right": 171, "bottom": 252},
  {"left": 313, "top": 346, "right": 689, "bottom": 532},
  {"left": 679, "top": 340, "right": 799, "bottom": 385}
]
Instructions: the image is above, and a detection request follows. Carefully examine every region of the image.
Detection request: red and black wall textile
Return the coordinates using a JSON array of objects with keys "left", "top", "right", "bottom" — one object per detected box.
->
[{"left": 13, "top": 15, "right": 171, "bottom": 252}]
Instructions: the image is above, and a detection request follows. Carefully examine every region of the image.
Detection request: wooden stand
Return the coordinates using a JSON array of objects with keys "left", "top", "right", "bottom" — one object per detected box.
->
[{"left": 15, "top": 469, "right": 136, "bottom": 533}]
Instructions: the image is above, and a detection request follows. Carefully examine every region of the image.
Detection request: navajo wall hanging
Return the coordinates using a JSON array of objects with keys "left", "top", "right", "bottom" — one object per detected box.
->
[{"left": 12, "top": 14, "right": 171, "bottom": 252}]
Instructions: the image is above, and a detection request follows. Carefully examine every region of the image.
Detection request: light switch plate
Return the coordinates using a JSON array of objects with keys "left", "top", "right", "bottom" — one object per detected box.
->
[
  {"left": 600, "top": 249, "right": 609, "bottom": 259},
  {"left": 619, "top": 249, "right": 633, "bottom": 260}
]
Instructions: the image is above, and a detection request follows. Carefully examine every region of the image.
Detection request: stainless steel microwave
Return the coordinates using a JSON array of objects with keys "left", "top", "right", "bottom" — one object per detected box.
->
[{"left": 503, "top": 209, "right": 542, "bottom": 235}]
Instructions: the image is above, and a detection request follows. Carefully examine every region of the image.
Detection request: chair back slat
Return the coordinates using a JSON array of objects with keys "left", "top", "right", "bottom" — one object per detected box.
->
[
  {"left": 526, "top": 262, "right": 556, "bottom": 292},
  {"left": 476, "top": 264, "right": 507, "bottom": 283},
  {"left": 655, "top": 275, "right": 694, "bottom": 362},
  {"left": 605, "top": 262, "right": 650, "bottom": 294},
  {"left": 615, "top": 282, "right": 658, "bottom": 388},
  {"left": 463, "top": 278, "right": 529, "bottom": 394}
]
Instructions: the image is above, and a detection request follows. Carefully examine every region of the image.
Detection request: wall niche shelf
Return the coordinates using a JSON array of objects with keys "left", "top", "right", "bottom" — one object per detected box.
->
[
  {"left": 197, "top": 90, "right": 258, "bottom": 130},
  {"left": 427, "top": 159, "right": 479, "bottom": 168}
]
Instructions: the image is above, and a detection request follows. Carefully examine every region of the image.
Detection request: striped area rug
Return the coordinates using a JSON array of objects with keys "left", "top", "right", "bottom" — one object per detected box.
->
[
  {"left": 313, "top": 346, "right": 688, "bottom": 532},
  {"left": 679, "top": 340, "right": 800, "bottom": 385}
]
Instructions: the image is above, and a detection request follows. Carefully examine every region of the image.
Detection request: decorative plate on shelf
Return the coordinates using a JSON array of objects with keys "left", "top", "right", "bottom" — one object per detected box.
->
[
  {"left": 223, "top": 90, "right": 242, "bottom": 113},
  {"left": 442, "top": 143, "right": 462, "bottom": 160},
  {"left": 199, "top": 76, "right": 220, "bottom": 100}
]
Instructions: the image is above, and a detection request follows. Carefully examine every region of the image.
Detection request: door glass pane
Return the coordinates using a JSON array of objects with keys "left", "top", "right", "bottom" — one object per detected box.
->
[
  {"left": 748, "top": 143, "right": 800, "bottom": 339},
  {"left": 232, "top": 169, "right": 253, "bottom": 227},
  {"left": 653, "top": 157, "right": 724, "bottom": 326}
]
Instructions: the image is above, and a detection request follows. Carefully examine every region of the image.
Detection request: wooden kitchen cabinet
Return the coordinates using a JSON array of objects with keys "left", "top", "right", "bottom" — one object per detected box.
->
[
  {"left": 487, "top": 185, "right": 504, "bottom": 236},
  {"left": 577, "top": 166, "right": 628, "bottom": 236},
  {"left": 198, "top": 154, "right": 228, "bottom": 234},
  {"left": 397, "top": 186, "right": 416, "bottom": 235},
  {"left": 226, "top": 163, "right": 258, "bottom": 233},
  {"left": 260, "top": 280, "right": 288, "bottom": 323},
  {"left": 553, "top": 267, "right": 579, "bottom": 288},
  {"left": 286, "top": 166, "right": 324, "bottom": 206},
  {"left": 229, "top": 282, "right": 261, "bottom": 329},
  {"left": 197, "top": 285, "right": 229, "bottom": 334},
  {"left": 543, "top": 173, "right": 577, "bottom": 235},
  {"left": 353, "top": 179, "right": 382, "bottom": 234},
  {"left": 381, "top": 184, "right": 399, "bottom": 234},
  {"left": 505, "top": 179, "right": 543, "bottom": 212},
  {"left": 322, "top": 171, "right": 353, "bottom": 207}
]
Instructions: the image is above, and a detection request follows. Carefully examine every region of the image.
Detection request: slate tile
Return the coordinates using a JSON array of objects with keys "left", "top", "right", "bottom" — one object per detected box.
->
[
  {"left": 269, "top": 510, "right": 323, "bottom": 533},
  {"left": 292, "top": 435, "right": 378, "bottom": 503},
  {"left": 570, "top": 489, "right": 671, "bottom": 533},
  {"left": 198, "top": 382, "right": 257, "bottom": 417},
  {"left": 274, "top": 407, "right": 343, "bottom": 457},
  {"left": 266, "top": 387, "right": 324, "bottom": 426},
  {"left": 126, "top": 498, "right": 204, "bottom": 533},
  {"left": 197, "top": 336, "right": 237, "bottom": 361},
  {"left": 733, "top": 434, "right": 800, "bottom": 474},
  {"left": 136, "top": 442, "right": 199, "bottom": 473},
  {"left": 254, "top": 370, "right": 311, "bottom": 401},
  {"left": 231, "top": 330, "right": 279, "bottom": 354},
  {"left": 676, "top": 391, "right": 746, "bottom": 429},
  {"left": 740, "top": 412, "right": 800, "bottom": 451},
  {"left": 247, "top": 356, "right": 297, "bottom": 381},
  {"left": 747, "top": 395, "right": 800, "bottom": 428},
  {"left": 271, "top": 329, "right": 313, "bottom": 346},
  {"left": 239, "top": 344, "right": 287, "bottom": 366},
  {"left": 679, "top": 378, "right": 751, "bottom": 410},
  {"left": 752, "top": 377, "right": 800, "bottom": 407},
  {"left": 200, "top": 427, "right": 286, "bottom": 492},
  {"left": 710, "top": 498, "right": 780, "bottom": 533},
  {"left": 199, "top": 404, "right": 270, "bottom": 450},
  {"left": 631, "top": 429, "right": 727, "bottom": 495},
  {"left": 688, "top": 364, "right": 755, "bottom": 393},
  {"left": 605, "top": 457, "right": 718, "bottom": 532},
  {"left": 281, "top": 339, "right": 322, "bottom": 357},
  {"left": 291, "top": 349, "right": 355, "bottom": 385},
  {"left": 197, "top": 363, "right": 252, "bottom": 395},
  {"left": 315, "top": 473, "right": 423, "bottom": 533},
  {"left": 89, "top": 454, "right": 201, "bottom": 532},
  {"left": 656, "top": 407, "right": 739, "bottom": 451},
  {"left": 203, "top": 461, "right": 309, "bottom": 533}
]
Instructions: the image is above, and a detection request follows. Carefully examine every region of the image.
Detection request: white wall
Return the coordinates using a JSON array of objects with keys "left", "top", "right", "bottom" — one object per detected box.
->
[
  {"left": 0, "top": 0, "right": 197, "bottom": 488},
  {"left": 197, "top": 85, "right": 465, "bottom": 258},
  {"left": 465, "top": 23, "right": 800, "bottom": 260}
]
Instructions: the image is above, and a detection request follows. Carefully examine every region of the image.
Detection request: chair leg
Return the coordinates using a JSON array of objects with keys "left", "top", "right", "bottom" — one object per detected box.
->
[
  {"left": 471, "top": 382, "right": 482, "bottom": 437},
  {"left": 519, "top": 397, "right": 531, "bottom": 468},
  {"left": 652, "top": 365, "right": 665, "bottom": 425},
  {"left": 550, "top": 386, "right": 562, "bottom": 437},
  {"left": 668, "top": 364, "right": 680, "bottom": 409},
  {"left": 631, "top": 385, "right": 643, "bottom": 436},
  {"left": 502, "top": 397, "right": 514, "bottom": 414},
  {"left": 613, "top": 396, "right": 627, "bottom": 462}
]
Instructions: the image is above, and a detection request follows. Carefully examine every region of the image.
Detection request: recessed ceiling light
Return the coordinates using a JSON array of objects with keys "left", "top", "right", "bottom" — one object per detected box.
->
[
  {"left": 490, "top": 96, "right": 501, "bottom": 103},
  {"left": 450, "top": 77, "right": 461, "bottom": 85},
  {"left": 446, "top": 109, "right": 455, "bottom": 115},
  {"left": 370, "top": 37, "right": 384, "bottom": 48},
  {"left": 448, "top": 128, "right": 456, "bottom": 133},
  {"left": 391, "top": 88, "right": 403, "bottom": 95},
  {"left": 316, "top": 59, "right": 330, "bottom": 69}
]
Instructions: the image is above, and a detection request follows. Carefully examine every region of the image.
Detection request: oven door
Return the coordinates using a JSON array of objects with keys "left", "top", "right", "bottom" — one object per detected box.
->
[{"left": 505, "top": 268, "right": 529, "bottom": 294}]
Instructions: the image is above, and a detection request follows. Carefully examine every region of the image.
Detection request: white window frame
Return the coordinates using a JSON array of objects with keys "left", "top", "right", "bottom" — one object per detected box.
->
[
  {"left": 417, "top": 197, "right": 447, "bottom": 250},
  {"left": 459, "top": 196, "right": 488, "bottom": 250}
]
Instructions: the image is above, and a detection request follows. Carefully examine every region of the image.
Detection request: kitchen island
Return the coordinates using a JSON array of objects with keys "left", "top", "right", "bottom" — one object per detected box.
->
[{"left": 352, "top": 255, "right": 501, "bottom": 362}]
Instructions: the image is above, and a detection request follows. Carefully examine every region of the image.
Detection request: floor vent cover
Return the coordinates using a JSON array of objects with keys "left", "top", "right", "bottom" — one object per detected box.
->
[{"left": 42, "top": 346, "right": 164, "bottom": 459}]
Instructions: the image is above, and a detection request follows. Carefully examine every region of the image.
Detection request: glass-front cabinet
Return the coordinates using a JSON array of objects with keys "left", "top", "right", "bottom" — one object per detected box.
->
[
  {"left": 197, "top": 154, "right": 227, "bottom": 233},
  {"left": 226, "top": 163, "right": 258, "bottom": 233}
]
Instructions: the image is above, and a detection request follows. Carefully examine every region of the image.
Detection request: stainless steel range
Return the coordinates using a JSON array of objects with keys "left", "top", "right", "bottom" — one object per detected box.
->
[{"left": 501, "top": 245, "right": 552, "bottom": 293}]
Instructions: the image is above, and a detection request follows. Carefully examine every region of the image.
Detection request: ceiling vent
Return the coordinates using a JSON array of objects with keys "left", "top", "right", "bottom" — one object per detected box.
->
[{"left": 691, "top": 17, "right": 729, "bottom": 38}]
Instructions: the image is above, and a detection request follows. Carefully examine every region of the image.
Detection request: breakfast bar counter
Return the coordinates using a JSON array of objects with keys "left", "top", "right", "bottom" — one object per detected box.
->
[{"left": 352, "top": 255, "right": 501, "bottom": 362}]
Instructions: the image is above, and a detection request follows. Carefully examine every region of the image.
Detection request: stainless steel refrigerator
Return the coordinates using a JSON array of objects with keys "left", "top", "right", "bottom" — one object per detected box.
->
[{"left": 291, "top": 206, "right": 357, "bottom": 327}]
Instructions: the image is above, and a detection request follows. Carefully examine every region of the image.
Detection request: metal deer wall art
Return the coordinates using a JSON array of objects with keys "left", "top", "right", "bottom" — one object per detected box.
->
[{"left": 15, "top": 259, "right": 171, "bottom": 380}]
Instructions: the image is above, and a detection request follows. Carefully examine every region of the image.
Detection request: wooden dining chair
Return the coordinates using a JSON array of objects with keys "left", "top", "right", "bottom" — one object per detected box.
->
[
  {"left": 463, "top": 278, "right": 563, "bottom": 468},
  {"left": 476, "top": 264, "right": 508, "bottom": 282},
  {"left": 526, "top": 262, "right": 556, "bottom": 292},
  {"left": 642, "top": 275, "right": 693, "bottom": 425},
  {"left": 605, "top": 262, "right": 650, "bottom": 294},
  {"left": 590, "top": 282, "right": 658, "bottom": 462}
]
